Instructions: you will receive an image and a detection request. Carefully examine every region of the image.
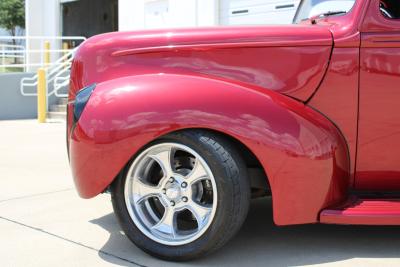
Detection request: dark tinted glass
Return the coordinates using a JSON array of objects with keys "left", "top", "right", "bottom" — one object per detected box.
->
[{"left": 380, "top": 0, "right": 400, "bottom": 19}]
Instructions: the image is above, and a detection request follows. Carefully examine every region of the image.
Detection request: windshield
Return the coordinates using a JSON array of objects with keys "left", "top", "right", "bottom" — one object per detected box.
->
[{"left": 293, "top": 0, "right": 356, "bottom": 23}]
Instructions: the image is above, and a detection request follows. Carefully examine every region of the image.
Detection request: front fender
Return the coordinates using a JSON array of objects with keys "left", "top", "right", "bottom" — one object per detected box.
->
[{"left": 69, "top": 74, "right": 350, "bottom": 225}]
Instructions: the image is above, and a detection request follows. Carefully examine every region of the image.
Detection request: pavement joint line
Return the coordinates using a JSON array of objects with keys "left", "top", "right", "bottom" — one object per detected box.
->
[
  {"left": 0, "top": 215, "right": 147, "bottom": 267},
  {"left": 0, "top": 188, "right": 75, "bottom": 204}
]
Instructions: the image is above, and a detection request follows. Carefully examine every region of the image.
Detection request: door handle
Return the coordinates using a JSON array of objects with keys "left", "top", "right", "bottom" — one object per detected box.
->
[
  {"left": 232, "top": 9, "right": 249, "bottom": 15},
  {"left": 275, "top": 4, "right": 295, "bottom": 9}
]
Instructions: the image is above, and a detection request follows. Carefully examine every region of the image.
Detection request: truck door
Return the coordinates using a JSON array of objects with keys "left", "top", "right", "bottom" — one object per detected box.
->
[{"left": 356, "top": 0, "right": 400, "bottom": 190}]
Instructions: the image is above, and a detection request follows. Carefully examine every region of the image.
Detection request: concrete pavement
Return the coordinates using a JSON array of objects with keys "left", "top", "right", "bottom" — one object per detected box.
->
[{"left": 1, "top": 120, "right": 400, "bottom": 267}]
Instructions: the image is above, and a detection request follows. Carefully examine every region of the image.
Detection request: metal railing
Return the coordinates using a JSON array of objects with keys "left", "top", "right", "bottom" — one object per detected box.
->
[
  {"left": 0, "top": 44, "right": 25, "bottom": 59},
  {"left": 0, "top": 36, "right": 86, "bottom": 103},
  {"left": 20, "top": 47, "right": 77, "bottom": 98},
  {"left": 0, "top": 35, "right": 85, "bottom": 69},
  {"left": 0, "top": 49, "right": 71, "bottom": 68},
  {"left": 0, "top": 43, "right": 26, "bottom": 71}
]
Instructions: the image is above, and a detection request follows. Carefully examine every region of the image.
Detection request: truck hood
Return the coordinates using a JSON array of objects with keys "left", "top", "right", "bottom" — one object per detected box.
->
[
  {"left": 71, "top": 25, "right": 333, "bottom": 101},
  {"left": 84, "top": 25, "right": 332, "bottom": 51}
]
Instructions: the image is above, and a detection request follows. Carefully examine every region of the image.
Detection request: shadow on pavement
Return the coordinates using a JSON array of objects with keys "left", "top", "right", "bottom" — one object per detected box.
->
[{"left": 91, "top": 197, "right": 400, "bottom": 267}]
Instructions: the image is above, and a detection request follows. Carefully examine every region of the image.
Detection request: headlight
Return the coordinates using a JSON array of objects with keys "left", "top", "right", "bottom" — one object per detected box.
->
[{"left": 73, "top": 83, "right": 96, "bottom": 122}]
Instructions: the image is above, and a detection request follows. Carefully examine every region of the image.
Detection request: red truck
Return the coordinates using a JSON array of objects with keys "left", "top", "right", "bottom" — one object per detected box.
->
[{"left": 67, "top": 0, "right": 400, "bottom": 261}]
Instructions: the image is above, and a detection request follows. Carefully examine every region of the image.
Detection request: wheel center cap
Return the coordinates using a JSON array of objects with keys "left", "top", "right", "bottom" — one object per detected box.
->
[{"left": 166, "top": 186, "right": 181, "bottom": 200}]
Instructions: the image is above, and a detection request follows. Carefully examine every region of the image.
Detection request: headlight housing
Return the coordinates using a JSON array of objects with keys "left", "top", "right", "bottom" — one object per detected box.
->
[{"left": 73, "top": 83, "right": 96, "bottom": 122}]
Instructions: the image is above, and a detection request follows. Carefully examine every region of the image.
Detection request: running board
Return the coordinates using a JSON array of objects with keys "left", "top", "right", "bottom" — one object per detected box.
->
[{"left": 320, "top": 198, "right": 400, "bottom": 225}]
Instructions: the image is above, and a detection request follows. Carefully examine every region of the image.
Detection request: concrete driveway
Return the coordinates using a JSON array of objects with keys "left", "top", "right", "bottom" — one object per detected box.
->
[{"left": 1, "top": 120, "right": 400, "bottom": 267}]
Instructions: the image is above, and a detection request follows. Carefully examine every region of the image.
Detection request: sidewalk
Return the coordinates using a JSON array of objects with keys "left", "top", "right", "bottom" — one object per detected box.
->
[{"left": 1, "top": 120, "right": 400, "bottom": 267}]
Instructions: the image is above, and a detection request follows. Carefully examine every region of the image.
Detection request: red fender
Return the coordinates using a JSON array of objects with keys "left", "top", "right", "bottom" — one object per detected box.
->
[{"left": 69, "top": 74, "right": 350, "bottom": 225}]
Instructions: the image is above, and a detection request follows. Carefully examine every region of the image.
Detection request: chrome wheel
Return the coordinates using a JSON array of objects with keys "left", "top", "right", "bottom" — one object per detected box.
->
[{"left": 124, "top": 143, "right": 217, "bottom": 246}]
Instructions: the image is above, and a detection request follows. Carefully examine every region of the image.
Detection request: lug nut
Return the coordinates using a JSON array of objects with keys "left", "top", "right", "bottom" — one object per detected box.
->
[
  {"left": 181, "top": 182, "right": 187, "bottom": 188},
  {"left": 170, "top": 201, "right": 175, "bottom": 206},
  {"left": 169, "top": 177, "right": 175, "bottom": 183},
  {"left": 162, "top": 188, "right": 166, "bottom": 194},
  {"left": 182, "top": 196, "right": 188, "bottom": 202}
]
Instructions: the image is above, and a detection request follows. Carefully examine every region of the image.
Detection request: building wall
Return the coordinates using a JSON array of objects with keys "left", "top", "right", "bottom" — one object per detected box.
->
[
  {"left": 27, "top": 0, "right": 298, "bottom": 36},
  {"left": 25, "top": 0, "right": 61, "bottom": 71},
  {"left": 24, "top": 0, "right": 299, "bottom": 65},
  {"left": 219, "top": 0, "right": 299, "bottom": 25},
  {"left": 0, "top": 73, "right": 58, "bottom": 120},
  {"left": 25, "top": 0, "right": 119, "bottom": 69},
  {"left": 25, "top": 0, "right": 61, "bottom": 37},
  {"left": 119, "top": 0, "right": 218, "bottom": 31}
]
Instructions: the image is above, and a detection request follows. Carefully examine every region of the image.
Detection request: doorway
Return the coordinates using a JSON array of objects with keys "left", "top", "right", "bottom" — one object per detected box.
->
[{"left": 62, "top": 0, "right": 118, "bottom": 42}]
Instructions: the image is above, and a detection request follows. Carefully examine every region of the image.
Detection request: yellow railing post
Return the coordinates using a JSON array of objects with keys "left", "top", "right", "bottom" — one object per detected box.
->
[
  {"left": 44, "top": 41, "right": 50, "bottom": 67},
  {"left": 62, "top": 42, "right": 69, "bottom": 69},
  {"left": 62, "top": 42, "right": 69, "bottom": 56},
  {"left": 37, "top": 68, "right": 47, "bottom": 123}
]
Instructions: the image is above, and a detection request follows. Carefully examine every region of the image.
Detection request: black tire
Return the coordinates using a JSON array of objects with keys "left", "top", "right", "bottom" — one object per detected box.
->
[{"left": 110, "top": 130, "right": 251, "bottom": 261}]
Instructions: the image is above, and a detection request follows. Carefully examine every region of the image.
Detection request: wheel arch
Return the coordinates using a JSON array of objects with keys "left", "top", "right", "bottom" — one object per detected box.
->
[{"left": 111, "top": 127, "right": 270, "bottom": 191}]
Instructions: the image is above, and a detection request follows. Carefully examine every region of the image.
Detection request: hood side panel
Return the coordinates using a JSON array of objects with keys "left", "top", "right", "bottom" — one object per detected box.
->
[{"left": 71, "top": 25, "right": 333, "bottom": 101}]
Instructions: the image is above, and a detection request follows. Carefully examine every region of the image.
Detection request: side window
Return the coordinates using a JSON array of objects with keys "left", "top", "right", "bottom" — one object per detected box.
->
[{"left": 380, "top": 0, "right": 400, "bottom": 19}]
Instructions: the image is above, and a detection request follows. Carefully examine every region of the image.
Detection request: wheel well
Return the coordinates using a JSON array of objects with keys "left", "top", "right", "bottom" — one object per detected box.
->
[
  {"left": 108, "top": 128, "right": 271, "bottom": 198},
  {"left": 170, "top": 128, "right": 271, "bottom": 198}
]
